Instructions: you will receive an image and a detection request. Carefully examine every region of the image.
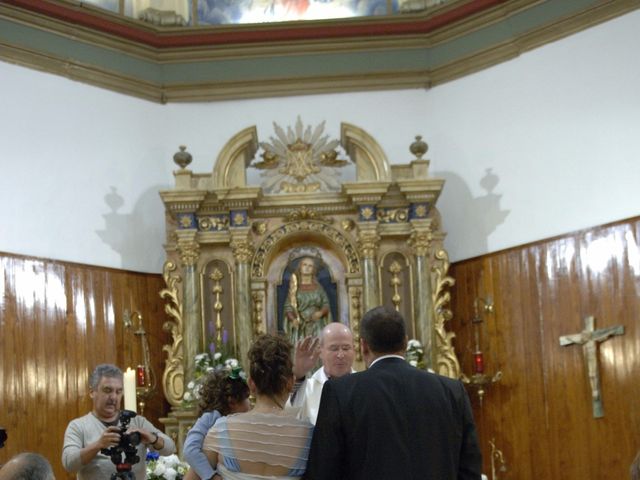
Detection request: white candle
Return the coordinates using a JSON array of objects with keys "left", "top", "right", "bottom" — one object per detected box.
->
[{"left": 123, "top": 367, "right": 137, "bottom": 412}]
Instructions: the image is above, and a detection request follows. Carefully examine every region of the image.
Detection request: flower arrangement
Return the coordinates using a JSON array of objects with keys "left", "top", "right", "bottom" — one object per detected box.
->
[
  {"left": 406, "top": 338, "right": 426, "bottom": 369},
  {"left": 146, "top": 452, "right": 188, "bottom": 480},
  {"left": 182, "top": 338, "right": 245, "bottom": 407}
]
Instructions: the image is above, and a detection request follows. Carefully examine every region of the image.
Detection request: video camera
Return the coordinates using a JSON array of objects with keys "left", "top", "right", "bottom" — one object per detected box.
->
[{"left": 100, "top": 410, "right": 141, "bottom": 479}]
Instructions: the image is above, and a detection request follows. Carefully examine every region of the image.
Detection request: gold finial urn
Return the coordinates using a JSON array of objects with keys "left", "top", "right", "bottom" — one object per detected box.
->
[
  {"left": 410, "top": 135, "right": 428, "bottom": 160},
  {"left": 173, "top": 145, "right": 192, "bottom": 169}
]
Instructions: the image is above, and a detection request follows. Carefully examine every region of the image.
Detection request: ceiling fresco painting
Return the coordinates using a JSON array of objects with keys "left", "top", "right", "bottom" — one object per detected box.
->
[{"left": 81, "top": 0, "right": 448, "bottom": 25}]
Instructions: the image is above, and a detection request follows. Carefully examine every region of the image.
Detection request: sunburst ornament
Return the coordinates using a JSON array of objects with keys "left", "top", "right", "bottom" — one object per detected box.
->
[{"left": 252, "top": 116, "right": 350, "bottom": 194}]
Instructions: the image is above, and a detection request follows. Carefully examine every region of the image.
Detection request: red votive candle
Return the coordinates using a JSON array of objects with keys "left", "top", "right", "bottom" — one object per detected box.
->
[
  {"left": 136, "top": 365, "right": 146, "bottom": 387},
  {"left": 473, "top": 352, "right": 485, "bottom": 374}
]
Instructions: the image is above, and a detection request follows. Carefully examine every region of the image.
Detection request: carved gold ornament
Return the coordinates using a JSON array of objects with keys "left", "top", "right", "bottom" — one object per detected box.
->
[
  {"left": 251, "top": 291, "right": 265, "bottom": 336},
  {"left": 252, "top": 117, "right": 349, "bottom": 194},
  {"left": 178, "top": 241, "right": 200, "bottom": 266},
  {"left": 210, "top": 268, "right": 224, "bottom": 347},
  {"left": 377, "top": 208, "right": 409, "bottom": 223},
  {"left": 285, "top": 206, "right": 330, "bottom": 223},
  {"left": 357, "top": 230, "right": 381, "bottom": 259},
  {"left": 252, "top": 221, "right": 268, "bottom": 235},
  {"left": 409, "top": 229, "right": 433, "bottom": 257},
  {"left": 198, "top": 216, "right": 229, "bottom": 231},
  {"left": 341, "top": 219, "right": 355, "bottom": 231},
  {"left": 230, "top": 238, "right": 254, "bottom": 263},
  {"left": 389, "top": 261, "right": 403, "bottom": 311},
  {"left": 252, "top": 220, "right": 360, "bottom": 277},
  {"left": 431, "top": 250, "right": 461, "bottom": 378},
  {"left": 160, "top": 261, "right": 185, "bottom": 407},
  {"left": 350, "top": 288, "right": 363, "bottom": 361}
]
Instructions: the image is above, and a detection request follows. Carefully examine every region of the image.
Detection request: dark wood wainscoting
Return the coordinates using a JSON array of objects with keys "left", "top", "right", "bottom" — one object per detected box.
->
[
  {"left": 0, "top": 252, "right": 170, "bottom": 479},
  {"left": 449, "top": 217, "right": 640, "bottom": 479}
]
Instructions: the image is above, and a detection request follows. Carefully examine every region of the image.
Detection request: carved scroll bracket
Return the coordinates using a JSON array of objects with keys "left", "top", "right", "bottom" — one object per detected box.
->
[
  {"left": 431, "top": 249, "right": 461, "bottom": 378},
  {"left": 159, "top": 261, "right": 185, "bottom": 407}
]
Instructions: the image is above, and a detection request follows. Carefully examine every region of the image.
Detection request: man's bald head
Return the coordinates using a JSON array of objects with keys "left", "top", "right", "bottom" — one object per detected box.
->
[
  {"left": 0, "top": 453, "right": 55, "bottom": 480},
  {"left": 319, "top": 322, "right": 355, "bottom": 378}
]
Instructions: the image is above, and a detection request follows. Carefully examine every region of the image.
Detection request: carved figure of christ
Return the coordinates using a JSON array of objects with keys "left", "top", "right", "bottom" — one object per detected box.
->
[{"left": 559, "top": 316, "right": 624, "bottom": 418}]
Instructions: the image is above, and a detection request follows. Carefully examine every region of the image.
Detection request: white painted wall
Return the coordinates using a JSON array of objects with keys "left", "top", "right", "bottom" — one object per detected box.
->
[{"left": 1, "top": 9, "right": 639, "bottom": 273}]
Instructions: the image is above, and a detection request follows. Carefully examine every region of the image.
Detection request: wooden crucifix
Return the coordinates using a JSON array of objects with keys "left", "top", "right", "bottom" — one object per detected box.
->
[{"left": 559, "top": 316, "right": 624, "bottom": 418}]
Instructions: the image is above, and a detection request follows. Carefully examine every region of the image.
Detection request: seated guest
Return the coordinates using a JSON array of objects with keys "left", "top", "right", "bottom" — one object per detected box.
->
[
  {"left": 203, "top": 334, "right": 314, "bottom": 480},
  {"left": 62, "top": 364, "right": 175, "bottom": 479},
  {"left": 183, "top": 369, "right": 251, "bottom": 480},
  {"left": 0, "top": 452, "right": 55, "bottom": 480}
]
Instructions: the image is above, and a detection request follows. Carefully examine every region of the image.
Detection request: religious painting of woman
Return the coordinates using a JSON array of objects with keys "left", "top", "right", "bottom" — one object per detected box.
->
[{"left": 279, "top": 248, "right": 337, "bottom": 343}]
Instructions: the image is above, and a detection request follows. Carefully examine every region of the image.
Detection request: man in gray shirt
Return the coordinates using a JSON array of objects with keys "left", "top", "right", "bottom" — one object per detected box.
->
[{"left": 62, "top": 364, "right": 175, "bottom": 479}]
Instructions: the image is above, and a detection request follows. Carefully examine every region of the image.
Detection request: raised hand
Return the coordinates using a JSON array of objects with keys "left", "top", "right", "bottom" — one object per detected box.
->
[{"left": 293, "top": 336, "right": 320, "bottom": 379}]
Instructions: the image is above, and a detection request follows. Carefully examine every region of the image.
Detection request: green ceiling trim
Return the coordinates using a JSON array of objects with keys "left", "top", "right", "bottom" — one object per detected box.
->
[
  {"left": 428, "top": 0, "right": 606, "bottom": 66},
  {"left": 0, "top": 17, "right": 160, "bottom": 81},
  {"left": 0, "top": 0, "right": 637, "bottom": 101}
]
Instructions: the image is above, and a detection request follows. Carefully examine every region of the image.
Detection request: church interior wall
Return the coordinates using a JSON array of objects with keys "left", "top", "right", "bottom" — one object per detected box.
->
[
  {"left": 1, "top": 10, "right": 639, "bottom": 478},
  {"left": 2, "top": 215, "right": 638, "bottom": 479},
  {"left": 1, "top": 9, "right": 639, "bottom": 274},
  {"left": 448, "top": 215, "right": 640, "bottom": 479}
]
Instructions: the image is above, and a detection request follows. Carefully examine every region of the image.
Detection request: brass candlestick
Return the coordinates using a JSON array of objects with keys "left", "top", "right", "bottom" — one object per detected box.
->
[
  {"left": 461, "top": 298, "right": 502, "bottom": 405},
  {"left": 124, "top": 310, "right": 156, "bottom": 416},
  {"left": 489, "top": 438, "right": 508, "bottom": 480}
]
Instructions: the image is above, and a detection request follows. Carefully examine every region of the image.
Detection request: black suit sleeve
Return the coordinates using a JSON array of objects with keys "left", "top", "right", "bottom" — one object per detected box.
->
[
  {"left": 304, "top": 380, "right": 345, "bottom": 480},
  {"left": 456, "top": 381, "right": 483, "bottom": 480}
]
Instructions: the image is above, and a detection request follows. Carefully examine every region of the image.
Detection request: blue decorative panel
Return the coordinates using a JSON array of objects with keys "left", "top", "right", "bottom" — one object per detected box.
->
[
  {"left": 358, "top": 205, "right": 377, "bottom": 222},
  {"left": 230, "top": 210, "right": 249, "bottom": 227},
  {"left": 177, "top": 213, "right": 197, "bottom": 229},
  {"left": 410, "top": 203, "right": 430, "bottom": 219}
]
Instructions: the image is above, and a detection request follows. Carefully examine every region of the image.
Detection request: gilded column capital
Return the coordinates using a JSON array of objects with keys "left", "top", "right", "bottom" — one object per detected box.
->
[
  {"left": 178, "top": 241, "right": 200, "bottom": 266},
  {"left": 230, "top": 237, "right": 255, "bottom": 264},
  {"left": 409, "top": 228, "right": 433, "bottom": 257},
  {"left": 357, "top": 228, "right": 381, "bottom": 259}
]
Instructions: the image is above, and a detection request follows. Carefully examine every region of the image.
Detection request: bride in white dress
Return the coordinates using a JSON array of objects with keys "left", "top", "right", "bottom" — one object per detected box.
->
[{"left": 203, "top": 334, "right": 314, "bottom": 480}]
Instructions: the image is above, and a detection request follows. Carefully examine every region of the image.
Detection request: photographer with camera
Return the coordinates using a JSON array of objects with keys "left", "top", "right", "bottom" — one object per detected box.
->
[{"left": 62, "top": 364, "right": 175, "bottom": 479}]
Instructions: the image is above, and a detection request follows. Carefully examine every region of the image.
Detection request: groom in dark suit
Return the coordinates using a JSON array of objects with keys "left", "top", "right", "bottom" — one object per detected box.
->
[{"left": 304, "top": 306, "right": 482, "bottom": 480}]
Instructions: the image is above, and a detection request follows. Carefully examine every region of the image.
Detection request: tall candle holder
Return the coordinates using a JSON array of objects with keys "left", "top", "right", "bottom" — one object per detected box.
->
[
  {"left": 489, "top": 438, "right": 508, "bottom": 480},
  {"left": 124, "top": 310, "right": 157, "bottom": 416},
  {"left": 461, "top": 298, "right": 502, "bottom": 405}
]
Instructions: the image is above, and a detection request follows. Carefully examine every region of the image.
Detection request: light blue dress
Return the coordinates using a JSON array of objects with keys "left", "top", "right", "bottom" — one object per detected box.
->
[
  {"left": 183, "top": 410, "right": 222, "bottom": 479},
  {"left": 203, "top": 411, "right": 314, "bottom": 480}
]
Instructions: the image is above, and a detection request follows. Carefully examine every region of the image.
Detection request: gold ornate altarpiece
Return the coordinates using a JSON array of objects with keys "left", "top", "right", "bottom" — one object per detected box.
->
[{"left": 158, "top": 119, "right": 461, "bottom": 450}]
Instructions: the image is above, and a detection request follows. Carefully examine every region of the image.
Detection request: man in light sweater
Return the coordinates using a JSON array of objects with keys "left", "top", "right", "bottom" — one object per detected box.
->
[
  {"left": 62, "top": 364, "right": 175, "bottom": 479},
  {"left": 288, "top": 322, "right": 355, "bottom": 424}
]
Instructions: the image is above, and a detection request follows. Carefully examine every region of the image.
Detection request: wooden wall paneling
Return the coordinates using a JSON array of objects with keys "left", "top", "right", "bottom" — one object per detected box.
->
[
  {"left": 0, "top": 252, "right": 170, "bottom": 480},
  {"left": 449, "top": 217, "right": 640, "bottom": 480}
]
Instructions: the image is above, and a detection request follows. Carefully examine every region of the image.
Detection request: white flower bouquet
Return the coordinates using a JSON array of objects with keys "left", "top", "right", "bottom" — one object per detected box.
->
[
  {"left": 406, "top": 338, "right": 426, "bottom": 369},
  {"left": 182, "top": 340, "right": 246, "bottom": 407},
  {"left": 146, "top": 453, "right": 188, "bottom": 480}
]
